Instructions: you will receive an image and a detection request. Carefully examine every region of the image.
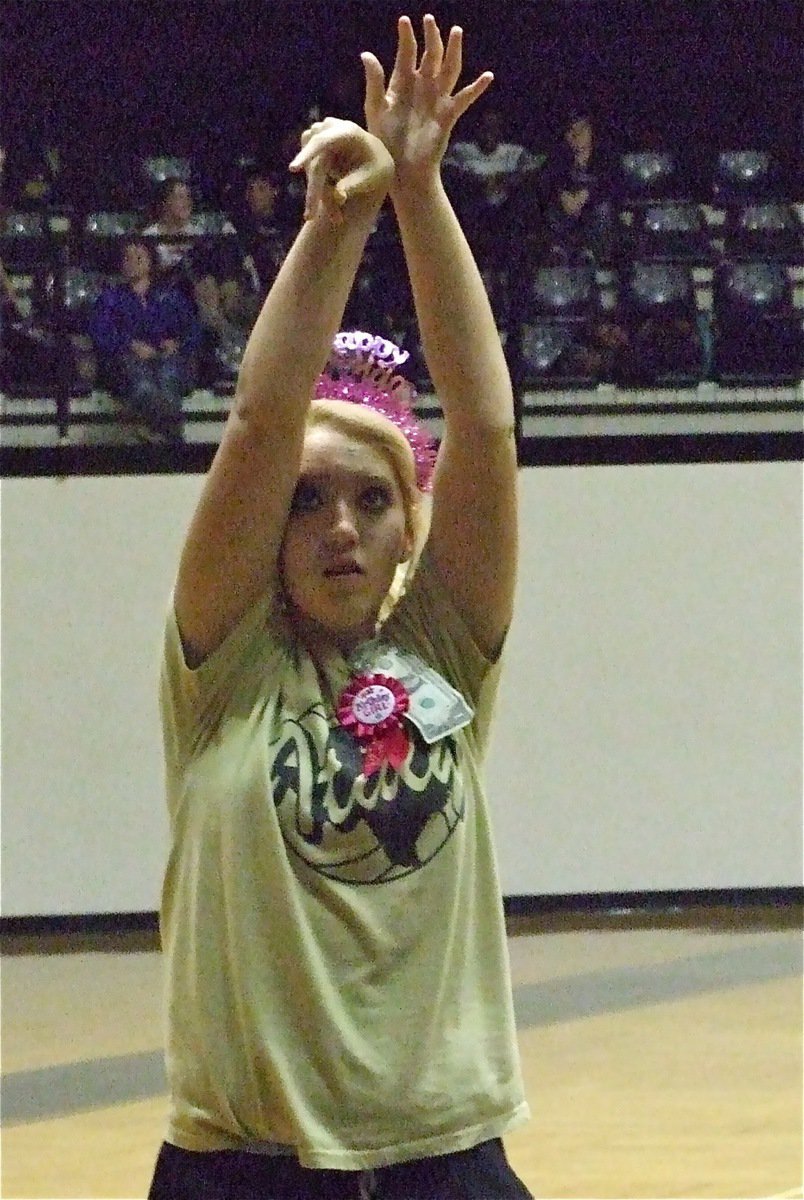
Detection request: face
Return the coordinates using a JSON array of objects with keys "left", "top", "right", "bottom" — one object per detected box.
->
[
  {"left": 246, "top": 176, "right": 277, "bottom": 216},
  {"left": 163, "top": 181, "right": 192, "bottom": 223},
  {"left": 121, "top": 242, "right": 151, "bottom": 281},
  {"left": 280, "top": 425, "right": 412, "bottom": 651},
  {"left": 566, "top": 118, "right": 592, "bottom": 156}
]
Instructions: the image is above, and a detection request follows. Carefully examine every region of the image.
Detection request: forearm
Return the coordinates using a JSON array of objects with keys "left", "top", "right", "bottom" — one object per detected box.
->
[
  {"left": 391, "top": 176, "right": 513, "bottom": 428},
  {"left": 235, "top": 198, "right": 384, "bottom": 431}
]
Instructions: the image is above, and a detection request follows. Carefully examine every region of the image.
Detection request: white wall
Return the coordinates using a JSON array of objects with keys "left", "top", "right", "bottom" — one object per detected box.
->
[
  {"left": 1, "top": 461, "right": 801, "bottom": 916},
  {"left": 488, "top": 462, "right": 802, "bottom": 894}
]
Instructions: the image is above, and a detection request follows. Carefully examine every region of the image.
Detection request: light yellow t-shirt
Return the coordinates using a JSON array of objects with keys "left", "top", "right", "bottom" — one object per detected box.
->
[{"left": 158, "top": 552, "right": 529, "bottom": 1170}]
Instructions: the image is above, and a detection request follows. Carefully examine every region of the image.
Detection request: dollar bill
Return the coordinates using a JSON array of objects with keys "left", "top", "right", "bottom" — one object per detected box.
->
[{"left": 351, "top": 643, "right": 474, "bottom": 744}]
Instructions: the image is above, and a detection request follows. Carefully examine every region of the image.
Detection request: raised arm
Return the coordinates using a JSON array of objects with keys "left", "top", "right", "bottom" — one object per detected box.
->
[
  {"left": 363, "top": 16, "right": 518, "bottom": 660},
  {"left": 173, "top": 121, "right": 393, "bottom": 666}
]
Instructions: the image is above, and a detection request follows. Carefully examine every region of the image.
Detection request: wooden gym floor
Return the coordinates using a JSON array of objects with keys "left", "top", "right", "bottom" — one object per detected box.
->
[{"left": 2, "top": 905, "right": 802, "bottom": 1200}]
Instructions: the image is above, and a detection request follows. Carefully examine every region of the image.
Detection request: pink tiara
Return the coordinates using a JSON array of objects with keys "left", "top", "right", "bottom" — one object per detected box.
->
[{"left": 314, "top": 331, "right": 436, "bottom": 492}]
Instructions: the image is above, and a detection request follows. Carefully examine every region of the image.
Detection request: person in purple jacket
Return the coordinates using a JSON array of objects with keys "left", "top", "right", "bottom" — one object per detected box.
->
[{"left": 89, "top": 237, "right": 202, "bottom": 442}]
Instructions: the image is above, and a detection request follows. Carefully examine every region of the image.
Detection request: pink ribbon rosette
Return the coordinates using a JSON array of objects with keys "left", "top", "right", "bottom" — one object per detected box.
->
[{"left": 337, "top": 673, "right": 411, "bottom": 777}]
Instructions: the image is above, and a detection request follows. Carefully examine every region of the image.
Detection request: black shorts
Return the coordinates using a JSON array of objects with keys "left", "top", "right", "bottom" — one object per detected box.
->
[{"left": 148, "top": 1137, "right": 534, "bottom": 1199}]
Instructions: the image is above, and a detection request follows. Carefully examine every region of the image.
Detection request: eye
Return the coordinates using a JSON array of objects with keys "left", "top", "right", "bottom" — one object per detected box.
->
[
  {"left": 361, "top": 483, "right": 393, "bottom": 513},
  {"left": 290, "top": 481, "right": 322, "bottom": 513}
]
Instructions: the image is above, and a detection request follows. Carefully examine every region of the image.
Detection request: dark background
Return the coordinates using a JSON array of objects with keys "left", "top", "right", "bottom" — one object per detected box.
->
[{"left": 1, "top": 0, "right": 801, "bottom": 206}]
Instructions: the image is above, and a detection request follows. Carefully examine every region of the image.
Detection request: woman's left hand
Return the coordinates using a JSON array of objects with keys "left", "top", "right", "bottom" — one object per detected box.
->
[{"left": 362, "top": 14, "right": 493, "bottom": 189}]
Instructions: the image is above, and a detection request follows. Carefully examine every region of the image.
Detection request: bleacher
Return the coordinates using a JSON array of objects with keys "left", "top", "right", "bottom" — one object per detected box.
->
[{"left": 2, "top": 146, "right": 802, "bottom": 461}]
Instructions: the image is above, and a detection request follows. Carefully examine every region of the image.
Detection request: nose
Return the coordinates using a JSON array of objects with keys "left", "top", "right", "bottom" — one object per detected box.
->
[{"left": 326, "top": 499, "right": 359, "bottom": 546}]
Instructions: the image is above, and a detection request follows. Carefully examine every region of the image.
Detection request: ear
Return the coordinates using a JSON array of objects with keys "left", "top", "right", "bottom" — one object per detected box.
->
[{"left": 399, "top": 526, "right": 414, "bottom": 563}]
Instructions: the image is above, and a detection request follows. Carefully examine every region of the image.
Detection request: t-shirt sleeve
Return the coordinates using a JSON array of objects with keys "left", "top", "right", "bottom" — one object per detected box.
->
[
  {"left": 385, "top": 551, "right": 507, "bottom": 755},
  {"left": 160, "top": 590, "right": 284, "bottom": 769}
]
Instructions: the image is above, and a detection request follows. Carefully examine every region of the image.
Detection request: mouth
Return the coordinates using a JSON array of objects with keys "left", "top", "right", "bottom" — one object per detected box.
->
[{"left": 323, "top": 563, "right": 364, "bottom": 579}]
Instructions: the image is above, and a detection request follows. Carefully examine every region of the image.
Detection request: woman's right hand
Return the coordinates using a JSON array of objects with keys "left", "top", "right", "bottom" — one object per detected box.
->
[{"left": 289, "top": 117, "right": 394, "bottom": 223}]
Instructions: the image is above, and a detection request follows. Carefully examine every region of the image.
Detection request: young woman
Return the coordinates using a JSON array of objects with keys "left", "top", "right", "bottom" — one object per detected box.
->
[{"left": 149, "top": 15, "right": 531, "bottom": 1200}]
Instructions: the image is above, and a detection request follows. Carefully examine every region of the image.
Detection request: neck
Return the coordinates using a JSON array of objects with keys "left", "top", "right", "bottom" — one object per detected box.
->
[{"left": 289, "top": 609, "right": 377, "bottom": 666}]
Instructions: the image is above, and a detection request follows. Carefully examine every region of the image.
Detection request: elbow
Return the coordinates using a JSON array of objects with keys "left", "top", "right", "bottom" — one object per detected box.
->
[
  {"left": 230, "top": 379, "right": 299, "bottom": 443},
  {"left": 231, "top": 381, "right": 267, "bottom": 430}
]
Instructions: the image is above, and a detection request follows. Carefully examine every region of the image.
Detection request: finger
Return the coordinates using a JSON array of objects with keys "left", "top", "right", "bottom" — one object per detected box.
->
[
  {"left": 291, "top": 118, "right": 366, "bottom": 171},
  {"left": 288, "top": 130, "right": 330, "bottom": 173},
  {"left": 335, "top": 157, "right": 388, "bottom": 201},
  {"left": 321, "top": 189, "right": 345, "bottom": 225},
  {"left": 442, "top": 25, "right": 463, "bottom": 94},
  {"left": 361, "top": 52, "right": 387, "bottom": 120},
  {"left": 303, "top": 155, "right": 329, "bottom": 220},
  {"left": 388, "top": 15, "right": 417, "bottom": 93},
  {"left": 299, "top": 121, "right": 324, "bottom": 149},
  {"left": 451, "top": 71, "right": 494, "bottom": 121},
  {"left": 289, "top": 120, "right": 331, "bottom": 169},
  {"left": 419, "top": 13, "right": 444, "bottom": 76},
  {"left": 289, "top": 140, "right": 312, "bottom": 172}
]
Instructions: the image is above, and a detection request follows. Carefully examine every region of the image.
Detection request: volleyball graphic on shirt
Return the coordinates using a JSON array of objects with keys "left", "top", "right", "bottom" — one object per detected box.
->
[{"left": 268, "top": 702, "right": 464, "bottom": 885}]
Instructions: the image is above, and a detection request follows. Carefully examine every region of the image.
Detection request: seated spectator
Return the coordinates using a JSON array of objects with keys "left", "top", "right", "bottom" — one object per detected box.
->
[
  {"left": 625, "top": 309, "right": 703, "bottom": 384},
  {"left": 142, "top": 176, "right": 246, "bottom": 385},
  {"left": 274, "top": 124, "right": 309, "bottom": 228},
  {"left": 571, "top": 308, "right": 703, "bottom": 387},
  {"left": 11, "top": 141, "right": 63, "bottom": 209},
  {"left": 561, "top": 316, "right": 635, "bottom": 385},
  {"left": 442, "top": 106, "right": 544, "bottom": 339},
  {"left": 141, "top": 177, "right": 219, "bottom": 273},
  {"left": 227, "top": 166, "right": 292, "bottom": 325},
  {"left": 443, "top": 106, "right": 544, "bottom": 267},
  {"left": 445, "top": 107, "right": 544, "bottom": 212},
  {"left": 541, "top": 111, "right": 617, "bottom": 265},
  {"left": 0, "top": 144, "right": 60, "bottom": 392},
  {"left": 89, "top": 237, "right": 201, "bottom": 441},
  {"left": 0, "top": 257, "right": 56, "bottom": 391}
]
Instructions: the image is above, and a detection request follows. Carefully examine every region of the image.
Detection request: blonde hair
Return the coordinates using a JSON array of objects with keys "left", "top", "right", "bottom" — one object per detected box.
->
[{"left": 306, "top": 399, "right": 432, "bottom": 622}]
